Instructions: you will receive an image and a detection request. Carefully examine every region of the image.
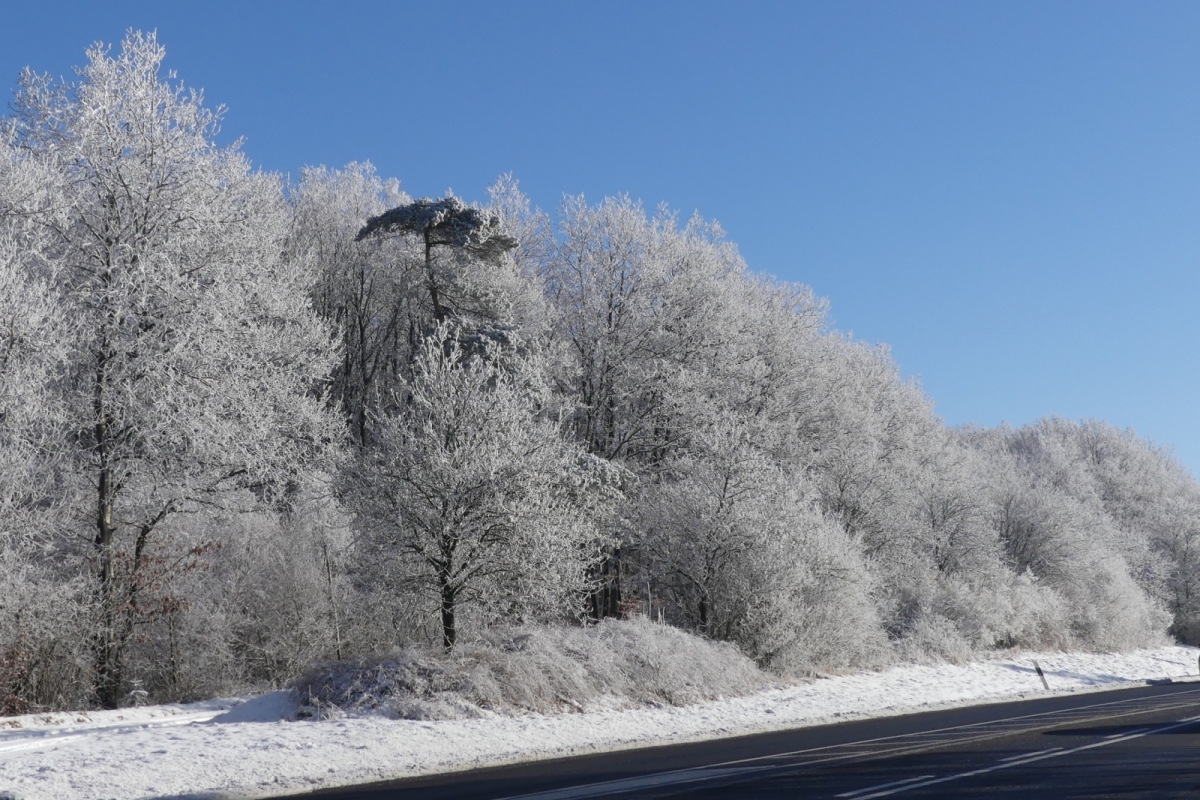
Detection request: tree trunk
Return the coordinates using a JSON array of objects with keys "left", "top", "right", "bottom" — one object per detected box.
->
[
  {"left": 94, "top": 466, "right": 124, "bottom": 709},
  {"left": 93, "top": 363, "right": 123, "bottom": 708},
  {"left": 588, "top": 547, "right": 622, "bottom": 621},
  {"left": 425, "top": 233, "right": 446, "bottom": 323},
  {"left": 440, "top": 576, "right": 457, "bottom": 651},
  {"left": 322, "top": 542, "right": 344, "bottom": 660}
]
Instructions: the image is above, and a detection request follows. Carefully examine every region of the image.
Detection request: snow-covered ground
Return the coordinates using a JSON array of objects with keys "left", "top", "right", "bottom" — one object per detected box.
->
[{"left": 1, "top": 645, "right": 1197, "bottom": 800}]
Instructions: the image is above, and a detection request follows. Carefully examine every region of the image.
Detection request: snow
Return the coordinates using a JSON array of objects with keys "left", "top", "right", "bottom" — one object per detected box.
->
[{"left": 1, "top": 645, "right": 1197, "bottom": 800}]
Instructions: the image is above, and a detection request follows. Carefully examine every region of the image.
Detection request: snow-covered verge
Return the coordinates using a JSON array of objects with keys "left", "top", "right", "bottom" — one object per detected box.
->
[{"left": 1, "top": 645, "right": 1197, "bottom": 800}]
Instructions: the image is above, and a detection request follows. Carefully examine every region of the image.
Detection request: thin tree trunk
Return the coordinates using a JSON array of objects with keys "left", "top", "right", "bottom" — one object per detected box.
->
[
  {"left": 440, "top": 576, "right": 457, "bottom": 651},
  {"left": 587, "top": 547, "right": 622, "bottom": 622},
  {"left": 425, "top": 233, "right": 446, "bottom": 323},
  {"left": 322, "top": 542, "right": 343, "bottom": 660}
]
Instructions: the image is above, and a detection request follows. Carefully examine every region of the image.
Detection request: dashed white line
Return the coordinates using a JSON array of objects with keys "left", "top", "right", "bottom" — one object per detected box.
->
[
  {"left": 997, "top": 747, "right": 1063, "bottom": 762},
  {"left": 836, "top": 774, "right": 936, "bottom": 797},
  {"left": 1104, "top": 727, "right": 1147, "bottom": 738}
]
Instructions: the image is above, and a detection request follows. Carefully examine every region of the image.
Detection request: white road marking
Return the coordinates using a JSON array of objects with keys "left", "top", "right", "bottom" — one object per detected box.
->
[
  {"left": 1104, "top": 727, "right": 1147, "bottom": 738},
  {"left": 997, "top": 747, "right": 1062, "bottom": 762},
  {"left": 836, "top": 774, "right": 936, "bottom": 797},
  {"left": 496, "top": 766, "right": 771, "bottom": 800},
  {"left": 847, "top": 714, "right": 1200, "bottom": 799},
  {"left": 712, "top": 690, "right": 1200, "bottom": 770},
  {"left": 499, "top": 694, "right": 1200, "bottom": 800}
]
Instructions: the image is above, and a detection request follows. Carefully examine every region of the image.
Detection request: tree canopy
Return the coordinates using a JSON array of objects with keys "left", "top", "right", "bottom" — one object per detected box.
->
[{"left": 3, "top": 32, "right": 1199, "bottom": 713}]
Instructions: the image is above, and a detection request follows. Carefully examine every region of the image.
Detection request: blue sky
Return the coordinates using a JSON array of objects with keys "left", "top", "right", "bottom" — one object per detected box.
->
[{"left": 4, "top": 1, "right": 1198, "bottom": 475}]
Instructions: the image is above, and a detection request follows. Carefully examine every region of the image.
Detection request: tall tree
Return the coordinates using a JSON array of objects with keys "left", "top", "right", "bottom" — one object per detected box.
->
[
  {"left": 357, "top": 194, "right": 518, "bottom": 326},
  {"left": 288, "top": 164, "right": 413, "bottom": 445},
  {"left": 5, "top": 32, "right": 342, "bottom": 708}
]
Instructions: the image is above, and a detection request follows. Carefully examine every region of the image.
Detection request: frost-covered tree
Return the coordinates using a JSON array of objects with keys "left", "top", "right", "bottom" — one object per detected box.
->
[
  {"left": 953, "top": 420, "right": 1173, "bottom": 652},
  {"left": 541, "top": 197, "right": 769, "bottom": 616},
  {"left": 0, "top": 145, "right": 67, "bottom": 540},
  {"left": 357, "top": 194, "right": 518, "bottom": 327},
  {"left": 349, "top": 327, "right": 619, "bottom": 650},
  {"left": 0, "top": 150, "right": 88, "bottom": 712},
  {"left": 293, "top": 172, "right": 549, "bottom": 448},
  {"left": 288, "top": 164, "right": 413, "bottom": 444},
  {"left": 4, "top": 32, "right": 342, "bottom": 708},
  {"left": 634, "top": 416, "right": 884, "bottom": 673},
  {"left": 543, "top": 196, "right": 738, "bottom": 462}
]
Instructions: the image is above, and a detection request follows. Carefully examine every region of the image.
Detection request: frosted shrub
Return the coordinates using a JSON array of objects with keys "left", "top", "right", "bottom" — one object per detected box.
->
[
  {"left": 1060, "top": 554, "right": 1170, "bottom": 651},
  {"left": 733, "top": 499, "right": 889, "bottom": 675},
  {"left": 926, "top": 575, "right": 1010, "bottom": 650},
  {"left": 896, "top": 614, "right": 975, "bottom": 664},
  {"left": 293, "top": 617, "right": 769, "bottom": 720},
  {"left": 175, "top": 496, "right": 353, "bottom": 697},
  {"left": 1013, "top": 575, "right": 1071, "bottom": 647},
  {"left": 635, "top": 421, "right": 888, "bottom": 677},
  {"left": 987, "top": 570, "right": 1072, "bottom": 650},
  {"left": 923, "top": 566, "right": 1069, "bottom": 653},
  {"left": 0, "top": 551, "right": 93, "bottom": 713}
]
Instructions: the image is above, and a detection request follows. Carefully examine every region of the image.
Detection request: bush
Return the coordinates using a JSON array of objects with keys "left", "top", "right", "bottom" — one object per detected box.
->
[
  {"left": 292, "top": 617, "right": 770, "bottom": 720},
  {"left": 0, "top": 551, "right": 93, "bottom": 713}
]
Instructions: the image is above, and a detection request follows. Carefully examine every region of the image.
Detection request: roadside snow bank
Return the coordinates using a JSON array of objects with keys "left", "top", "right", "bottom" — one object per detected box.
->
[{"left": 1, "top": 644, "right": 1197, "bottom": 800}]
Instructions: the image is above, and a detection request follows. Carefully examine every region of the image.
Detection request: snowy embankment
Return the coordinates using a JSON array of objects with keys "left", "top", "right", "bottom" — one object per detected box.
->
[{"left": 2, "top": 645, "right": 1197, "bottom": 800}]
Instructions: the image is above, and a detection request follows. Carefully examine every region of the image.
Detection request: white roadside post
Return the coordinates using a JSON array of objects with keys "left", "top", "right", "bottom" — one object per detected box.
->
[{"left": 1033, "top": 660, "right": 1050, "bottom": 690}]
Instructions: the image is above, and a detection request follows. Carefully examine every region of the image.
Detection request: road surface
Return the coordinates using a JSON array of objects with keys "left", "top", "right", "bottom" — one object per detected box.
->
[{"left": 289, "top": 680, "right": 1200, "bottom": 799}]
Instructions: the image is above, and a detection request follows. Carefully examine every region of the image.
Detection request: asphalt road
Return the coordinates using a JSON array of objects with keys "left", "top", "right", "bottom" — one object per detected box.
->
[{"left": 291, "top": 681, "right": 1200, "bottom": 799}]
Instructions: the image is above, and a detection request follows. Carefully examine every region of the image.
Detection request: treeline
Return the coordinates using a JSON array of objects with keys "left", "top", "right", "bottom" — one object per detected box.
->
[{"left": 2, "top": 33, "right": 1199, "bottom": 714}]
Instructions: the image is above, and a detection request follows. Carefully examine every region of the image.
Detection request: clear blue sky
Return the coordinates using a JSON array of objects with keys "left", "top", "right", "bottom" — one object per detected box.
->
[{"left": 5, "top": 1, "right": 1198, "bottom": 475}]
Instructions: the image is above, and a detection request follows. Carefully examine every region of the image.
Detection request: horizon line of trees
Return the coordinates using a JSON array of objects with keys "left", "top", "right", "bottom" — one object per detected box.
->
[{"left": 3, "top": 32, "right": 1199, "bottom": 714}]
